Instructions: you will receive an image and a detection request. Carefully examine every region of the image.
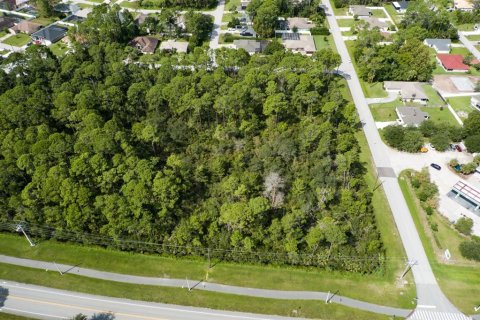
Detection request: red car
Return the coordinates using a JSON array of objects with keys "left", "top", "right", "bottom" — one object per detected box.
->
[{"left": 455, "top": 145, "right": 462, "bottom": 152}]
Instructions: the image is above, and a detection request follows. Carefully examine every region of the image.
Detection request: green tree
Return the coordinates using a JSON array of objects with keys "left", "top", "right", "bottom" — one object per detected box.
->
[
  {"left": 455, "top": 217, "right": 474, "bottom": 235},
  {"left": 465, "top": 134, "right": 480, "bottom": 153},
  {"left": 459, "top": 239, "right": 480, "bottom": 261},
  {"left": 430, "top": 133, "right": 450, "bottom": 151},
  {"left": 253, "top": 0, "right": 279, "bottom": 38},
  {"left": 185, "top": 12, "right": 214, "bottom": 47}
]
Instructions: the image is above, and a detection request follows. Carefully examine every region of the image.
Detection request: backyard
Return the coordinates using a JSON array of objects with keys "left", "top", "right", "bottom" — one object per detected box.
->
[
  {"left": 2, "top": 33, "right": 30, "bottom": 47},
  {"left": 447, "top": 96, "right": 475, "bottom": 119}
]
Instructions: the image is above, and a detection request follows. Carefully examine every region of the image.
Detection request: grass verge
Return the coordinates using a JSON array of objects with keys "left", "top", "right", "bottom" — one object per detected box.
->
[
  {"left": 0, "top": 314, "right": 34, "bottom": 320},
  {"left": 370, "top": 101, "right": 399, "bottom": 122},
  {"left": 398, "top": 172, "right": 480, "bottom": 314},
  {"left": 0, "top": 263, "right": 396, "bottom": 320},
  {"left": 313, "top": 34, "right": 338, "bottom": 53}
]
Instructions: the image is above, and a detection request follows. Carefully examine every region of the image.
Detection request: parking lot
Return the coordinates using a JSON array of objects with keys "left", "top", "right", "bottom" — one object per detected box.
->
[{"left": 384, "top": 144, "right": 480, "bottom": 235}]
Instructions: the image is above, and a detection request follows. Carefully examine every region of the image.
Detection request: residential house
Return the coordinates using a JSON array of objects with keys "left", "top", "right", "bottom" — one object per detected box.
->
[
  {"left": 454, "top": 0, "right": 473, "bottom": 11},
  {"left": 437, "top": 54, "right": 470, "bottom": 72},
  {"left": 159, "top": 39, "right": 188, "bottom": 53},
  {"left": 130, "top": 36, "right": 159, "bottom": 54},
  {"left": 0, "top": 0, "right": 27, "bottom": 10},
  {"left": 10, "top": 20, "right": 42, "bottom": 34},
  {"left": 423, "top": 38, "right": 451, "bottom": 53},
  {"left": 359, "top": 16, "right": 389, "bottom": 32},
  {"left": 287, "top": 17, "right": 315, "bottom": 32},
  {"left": 240, "top": 0, "right": 251, "bottom": 10},
  {"left": 471, "top": 95, "right": 480, "bottom": 111},
  {"left": 31, "top": 25, "right": 68, "bottom": 46},
  {"left": 392, "top": 1, "right": 409, "bottom": 13},
  {"left": 233, "top": 39, "right": 269, "bottom": 55},
  {"left": 0, "top": 16, "right": 16, "bottom": 30},
  {"left": 281, "top": 33, "right": 316, "bottom": 56},
  {"left": 396, "top": 106, "right": 429, "bottom": 127},
  {"left": 348, "top": 5, "right": 372, "bottom": 16},
  {"left": 384, "top": 81, "right": 429, "bottom": 104},
  {"left": 73, "top": 8, "right": 92, "bottom": 19},
  {"left": 53, "top": 3, "right": 80, "bottom": 14}
]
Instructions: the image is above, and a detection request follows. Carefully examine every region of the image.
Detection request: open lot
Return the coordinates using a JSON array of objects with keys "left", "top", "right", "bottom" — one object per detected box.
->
[
  {"left": 313, "top": 34, "right": 338, "bottom": 53},
  {"left": 337, "top": 18, "right": 355, "bottom": 28},
  {"left": 371, "top": 9, "right": 387, "bottom": 18},
  {"left": 447, "top": 96, "right": 475, "bottom": 118},
  {"left": 2, "top": 33, "right": 30, "bottom": 47},
  {"left": 370, "top": 101, "right": 399, "bottom": 122}
]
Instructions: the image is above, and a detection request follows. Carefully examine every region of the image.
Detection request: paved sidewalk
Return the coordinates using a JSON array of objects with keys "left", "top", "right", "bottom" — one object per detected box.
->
[{"left": 0, "top": 254, "right": 412, "bottom": 317}]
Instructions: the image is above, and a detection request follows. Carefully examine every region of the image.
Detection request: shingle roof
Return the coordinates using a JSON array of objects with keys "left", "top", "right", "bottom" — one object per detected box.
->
[
  {"left": 397, "top": 107, "right": 429, "bottom": 125},
  {"left": 359, "top": 16, "right": 388, "bottom": 29},
  {"left": 349, "top": 5, "right": 371, "bottom": 16},
  {"left": 384, "top": 81, "right": 428, "bottom": 100},
  {"left": 31, "top": 25, "right": 67, "bottom": 43},
  {"left": 159, "top": 39, "right": 188, "bottom": 53},
  {"left": 424, "top": 38, "right": 451, "bottom": 52},
  {"left": 282, "top": 34, "right": 316, "bottom": 55},
  {"left": 0, "top": 16, "right": 15, "bottom": 29},
  {"left": 287, "top": 17, "right": 315, "bottom": 30},
  {"left": 233, "top": 39, "right": 269, "bottom": 53},
  {"left": 130, "top": 36, "right": 159, "bottom": 53},
  {"left": 11, "top": 20, "right": 42, "bottom": 34},
  {"left": 437, "top": 54, "right": 470, "bottom": 71}
]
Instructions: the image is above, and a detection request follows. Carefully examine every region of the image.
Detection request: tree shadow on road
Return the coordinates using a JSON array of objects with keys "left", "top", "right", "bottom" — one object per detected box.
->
[{"left": 0, "top": 287, "right": 8, "bottom": 308}]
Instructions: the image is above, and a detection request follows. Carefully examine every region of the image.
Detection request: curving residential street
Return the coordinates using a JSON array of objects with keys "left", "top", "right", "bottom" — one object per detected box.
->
[{"left": 321, "top": 0, "right": 471, "bottom": 319}]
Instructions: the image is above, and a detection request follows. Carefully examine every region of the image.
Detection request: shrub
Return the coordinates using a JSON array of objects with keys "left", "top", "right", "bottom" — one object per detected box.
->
[
  {"left": 449, "top": 159, "right": 459, "bottom": 167},
  {"left": 460, "top": 162, "right": 477, "bottom": 175},
  {"left": 465, "top": 134, "right": 480, "bottom": 153},
  {"left": 430, "top": 133, "right": 450, "bottom": 151},
  {"left": 383, "top": 125, "right": 405, "bottom": 149},
  {"left": 455, "top": 217, "right": 474, "bottom": 235},
  {"left": 310, "top": 27, "right": 330, "bottom": 35},
  {"left": 401, "top": 129, "right": 424, "bottom": 153},
  {"left": 424, "top": 205, "right": 434, "bottom": 215},
  {"left": 459, "top": 239, "right": 480, "bottom": 261}
]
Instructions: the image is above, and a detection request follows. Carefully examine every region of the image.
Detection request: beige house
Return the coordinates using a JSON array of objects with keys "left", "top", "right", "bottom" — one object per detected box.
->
[
  {"left": 282, "top": 33, "right": 316, "bottom": 56},
  {"left": 384, "top": 81, "right": 429, "bottom": 104},
  {"left": 287, "top": 17, "right": 315, "bottom": 32},
  {"left": 159, "top": 39, "right": 189, "bottom": 53},
  {"left": 454, "top": 0, "right": 473, "bottom": 11},
  {"left": 11, "top": 20, "right": 42, "bottom": 34}
]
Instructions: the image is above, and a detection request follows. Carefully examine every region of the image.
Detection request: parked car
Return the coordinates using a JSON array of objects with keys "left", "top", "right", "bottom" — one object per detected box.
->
[
  {"left": 240, "top": 31, "right": 253, "bottom": 36},
  {"left": 450, "top": 144, "right": 456, "bottom": 151},
  {"left": 430, "top": 163, "right": 441, "bottom": 170},
  {"left": 455, "top": 145, "right": 462, "bottom": 152}
]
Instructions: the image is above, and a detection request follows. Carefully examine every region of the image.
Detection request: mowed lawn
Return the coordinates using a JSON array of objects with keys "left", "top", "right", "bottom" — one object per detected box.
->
[
  {"left": 420, "top": 106, "right": 460, "bottom": 126},
  {"left": 447, "top": 96, "right": 475, "bottom": 118},
  {"left": 370, "top": 101, "right": 399, "bottom": 122},
  {"left": 2, "top": 33, "right": 30, "bottom": 47},
  {"left": 313, "top": 34, "right": 338, "bottom": 53},
  {"left": 398, "top": 175, "right": 480, "bottom": 314},
  {"left": 337, "top": 18, "right": 355, "bottom": 28}
]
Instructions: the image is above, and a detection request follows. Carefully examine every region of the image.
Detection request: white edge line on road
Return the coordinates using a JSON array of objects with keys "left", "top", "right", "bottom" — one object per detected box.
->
[
  {"left": 4, "top": 283, "right": 276, "bottom": 320},
  {"left": 416, "top": 305, "right": 437, "bottom": 309},
  {"left": 2, "top": 307, "right": 67, "bottom": 319}
]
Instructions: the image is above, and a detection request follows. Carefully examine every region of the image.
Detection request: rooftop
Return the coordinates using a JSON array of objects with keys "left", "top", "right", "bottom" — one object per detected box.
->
[
  {"left": 31, "top": 25, "right": 67, "bottom": 43},
  {"left": 424, "top": 38, "right": 451, "bottom": 52},
  {"left": 349, "top": 5, "right": 372, "bottom": 16},
  {"left": 282, "top": 34, "right": 315, "bottom": 55},
  {"left": 384, "top": 81, "right": 428, "bottom": 100},
  {"left": 287, "top": 17, "right": 315, "bottom": 30},
  {"left": 130, "top": 36, "right": 159, "bottom": 54},
  {"left": 437, "top": 54, "right": 470, "bottom": 71},
  {"left": 359, "top": 16, "right": 388, "bottom": 29},
  {"left": 396, "top": 106, "right": 429, "bottom": 126},
  {"left": 233, "top": 39, "right": 269, "bottom": 54},
  {"left": 11, "top": 20, "right": 42, "bottom": 34},
  {"left": 159, "top": 39, "right": 189, "bottom": 53}
]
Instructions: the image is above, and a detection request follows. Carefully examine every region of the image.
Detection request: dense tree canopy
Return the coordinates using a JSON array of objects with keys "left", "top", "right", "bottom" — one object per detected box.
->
[{"left": 0, "top": 21, "right": 383, "bottom": 271}]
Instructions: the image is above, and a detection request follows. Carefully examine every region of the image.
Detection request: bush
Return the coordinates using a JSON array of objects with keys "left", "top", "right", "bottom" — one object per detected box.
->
[
  {"left": 430, "top": 133, "right": 450, "bottom": 151},
  {"left": 465, "top": 134, "right": 480, "bottom": 153},
  {"left": 227, "top": 17, "right": 241, "bottom": 28},
  {"left": 310, "top": 27, "right": 330, "bottom": 35},
  {"left": 459, "top": 239, "right": 480, "bottom": 261},
  {"left": 449, "top": 158, "right": 459, "bottom": 167},
  {"left": 455, "top": 217, "right": 474, "bottom": 235},
  {"left": 333, "top": 0, "right": 348, "bottom": 8},
  {"left": 460, "top": 162, "right": 477, "bottom": 175},
  {"left": 401, "top": 129, "right": 424, "bottom": 153}
]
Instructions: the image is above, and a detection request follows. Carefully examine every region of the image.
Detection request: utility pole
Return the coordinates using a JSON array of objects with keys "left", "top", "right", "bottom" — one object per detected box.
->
[
  {"left": 16, "top": 225, "right": 35, "bottom": 247},
  {"left": 401, "top": 260, "right": 417, "bottom": 279}
]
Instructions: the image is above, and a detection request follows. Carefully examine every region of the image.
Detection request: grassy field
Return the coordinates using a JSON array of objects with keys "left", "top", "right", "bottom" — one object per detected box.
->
[
  {"left": 420, "top": 106, "right": 459, "bottom": 126},
  {"left": 456, "top": 23, "right": 475, "bottom": 31},
  {"left": 221, "top": 12, "right": 239, "bottom": 23},
  {"left": 313, "top": 34, "right": 338, "bottom": 53},
  {"left": 2, "top": 34, "right": 30, "bottom": 47},
  {"left": 383, "top": 4, "right": 401, "bottom": 25},
  {"left": 363, "top": 82, "right": 388, "bottom": 98},
  {"left": 371, "top": 9, "right": 387, "bottom": 18},
  {"left": 0, "top": 263, "right": 396, "bottom": 320},
  {"left": 370, "top": 101, "right": 399, "bottom": 122},
  {"left": 337, "top": 19, "right": 355, "bottom": 28},
  {"left": 467, "top": 34, "right": 480, "bottom": 41},
  {"left": 422, "top": 84, "right": 446, "bottom": 108},
  {"left": 450, "top": 47, "right": 471, "bottom": 56},
  {"left": 49, "top": 42, "right": 69, "bottom": 57},
  {"left": 119, "top": 0, "right": 139, "bottom": 8},
  {"left": 77, "top": 2, "right": 93, "bottom": 8},
  {"left": 225, "top": 0, "right": 240, "bottom": 11},
  {"left": 329, "top": 0, "right": 348, "bottom": 15},
  {"left": 0, "top": 314, "right": 34, "bottom": 320},
  {"left": 0, "top": 30, "right": 8, "bottom": 38},
  {"left": 447, "top": 96, "right": 475, "bottom": 119},
  {"left": 31, "top": 17, "right": 58, "bottom": 25},
  {"left": 398, "top": 174, "right": 480, "bottom": 314}
]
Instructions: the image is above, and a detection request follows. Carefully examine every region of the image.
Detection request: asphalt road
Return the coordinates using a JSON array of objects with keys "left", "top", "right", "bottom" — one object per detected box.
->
[
  {"left": 0, "top": 280, "right": 299, "bottom": 320},
  {"left": 0, "top": 255, "right": 411, "bottom": 317},
  {"left": 321, "top": 0, "right": 470, "bottom": 319}
]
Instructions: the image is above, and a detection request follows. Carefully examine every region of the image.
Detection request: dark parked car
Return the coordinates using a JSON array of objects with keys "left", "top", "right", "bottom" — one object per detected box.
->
[
  {"left": 430, "top": 163, "right": 441, "bottom": 170},
  {"left": 240, "top": 31, "right": 253, "bottom": 36},
  {"left": 455, "top": 145, "right": 462, "bottom": 152}
]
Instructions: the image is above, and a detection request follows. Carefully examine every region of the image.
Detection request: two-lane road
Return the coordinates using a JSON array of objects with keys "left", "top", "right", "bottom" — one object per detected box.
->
[
  {"left": 0, "top": 281, "right": 298, "bottom": 320},
  {"left": 321, "top": 1, "right": 470, "bottom": 319}
]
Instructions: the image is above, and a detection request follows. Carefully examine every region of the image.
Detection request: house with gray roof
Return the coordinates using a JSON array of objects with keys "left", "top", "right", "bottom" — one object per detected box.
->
[
  {"left": 424, "top": 39, "right": 451, "bottom": 53},
  {"left": 0, "top": 16, "right": 15, "bottom": 30},
  {"left": 384, "top": 81, "right": 429, "bottom": 104},
  {"left": 348, "top": 5, "right": 372, "bottom": 17},
  {"left": 396, "top": 107, "right": 429, "bottom": 126},
  {"left": 359, "top": 16, "right": 389, "bottom": 32},
  {"left": 233, "top": 39, "right": 269, "bottom": 55},
  {"left": 31, "top": 25, "right": 67, "bottom": 46},
  {"left": 287, "top": 17, "right": 315, "bottom": 31}
]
